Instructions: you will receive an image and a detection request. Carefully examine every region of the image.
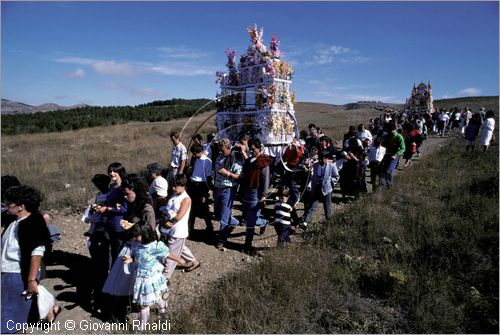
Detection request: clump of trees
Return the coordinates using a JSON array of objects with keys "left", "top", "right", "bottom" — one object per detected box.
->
[{"left": 2, "top": 98, "right": 215, "bottom": 135}]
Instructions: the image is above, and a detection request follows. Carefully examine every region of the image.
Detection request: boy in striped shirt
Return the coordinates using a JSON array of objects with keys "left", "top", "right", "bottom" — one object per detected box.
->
[{"left": 274, "top": 186, "right": 293, "bottom": 247}]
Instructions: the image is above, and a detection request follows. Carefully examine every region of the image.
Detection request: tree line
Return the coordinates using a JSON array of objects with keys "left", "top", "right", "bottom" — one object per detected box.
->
[{"left": 2, "top": 99, "right": 215, "bottom": 135}]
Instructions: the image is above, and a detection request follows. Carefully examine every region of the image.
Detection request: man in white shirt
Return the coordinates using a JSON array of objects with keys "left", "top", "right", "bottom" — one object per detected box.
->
[
  {"left": 168, "top": 131, "right": 187, "bottom": 195},
  {"left": 356, "top": 123, "right": 373, "bottom": 147},
  {"left": 368, "top": 138, "right": 386, "bottom": 191},
  {"left": 437, "top": 109, "right": 450, "bottom": 137},
  {"left": 187, "top": 144, "right": 213, "bottom": 235},
  {"left": 146, "top": 162, "right": 169, "bottom": 212}
]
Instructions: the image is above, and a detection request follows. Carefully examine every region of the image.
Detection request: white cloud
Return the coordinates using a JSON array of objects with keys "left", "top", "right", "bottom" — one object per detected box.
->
[
  {"left": 68, "top": 68, "right": 85, "bottom": 79},
  {"left": 458, "top": 87, "right": 482, "bottom": 96},
  {"left": 346, "top": 94, "right": 395, "bottom": 102},
  {"left": 330, "top": 46, "right": 351, "bottom": 55},
  {"left": 91, "top": 60, "right": 139, "bottom": 76},
  {"left": 158, "top": 46, "right": 209, "bottom": 59},
  {"left": 441, "top": 94, "right": 452, "bottom": 99},
  {"left": 54, "top": 56, "right": 92, "bottom": 65},
  {"left": 339, "top": 56, "right": 370, "bottom": 64},
  {"left": 54, "top": 55, "right": 215, "bottom": 77},
  {"left": 149, "top": 64, "right": 216, "bottom": 76},
  {"left": 305, "top": 44, "right": 351, "bottom": 66},
  {"left": 55, "top": 56, "right": 140, "bottom": 76},
  {"left": 101, "top": 81, "right": 163, "bottom": 98}
]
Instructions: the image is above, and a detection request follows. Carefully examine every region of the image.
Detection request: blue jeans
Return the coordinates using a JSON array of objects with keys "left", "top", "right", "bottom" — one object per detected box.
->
[
  {"left": 303, "top": 188, "right": 332, "bottom": 223},
  {"left": 380, "top": 155, "right": 400, "bottom": 188},
  {"left": 214, "top": 187, "right": 239, "bottom": 242},
  {"left": 274, "top": 223, "right": 292, "bottom": 245},
  {"left": 1, "top": 272, "right": 39, "bottom": 333},
  {"left": 281, "top": 170, "right": 300, "bottom": 206},
  {"left": 244, "top": 189, "right": 268, "bottom": 248}
]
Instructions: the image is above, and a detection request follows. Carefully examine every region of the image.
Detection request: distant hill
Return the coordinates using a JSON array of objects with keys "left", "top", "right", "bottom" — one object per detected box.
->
[
  {"left": 434, "top": 96, "right": 499, "bottom": 111},
  {"left": 345, "top": 101, "right": 402, "bottom": 110},
  {"left": 1, "top": 99, "right": 89, "bottom": 115},
  {"left": 1, "top": 98, "right": 215, "bottom": 135}
]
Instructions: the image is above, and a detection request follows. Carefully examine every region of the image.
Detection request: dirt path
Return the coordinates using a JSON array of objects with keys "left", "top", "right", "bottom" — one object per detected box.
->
[{"left": 39, "top": 133, "right": 450, "bottom": 333}]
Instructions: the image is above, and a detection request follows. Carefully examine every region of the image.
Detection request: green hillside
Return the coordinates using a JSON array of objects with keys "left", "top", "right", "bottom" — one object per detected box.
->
[{"left": 1, "top": 98, "right": 215, "bottom": 135}]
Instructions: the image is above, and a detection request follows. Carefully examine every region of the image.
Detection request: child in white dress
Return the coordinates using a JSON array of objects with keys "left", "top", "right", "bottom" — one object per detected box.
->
[{"left": 123, "top": 223, "right": 185, "bottom": 330}]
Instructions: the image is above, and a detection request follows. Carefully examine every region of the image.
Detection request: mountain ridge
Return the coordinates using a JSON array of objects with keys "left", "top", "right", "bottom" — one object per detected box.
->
[{"left": 1, "top": 98, "right": 89, "bottom": 115}]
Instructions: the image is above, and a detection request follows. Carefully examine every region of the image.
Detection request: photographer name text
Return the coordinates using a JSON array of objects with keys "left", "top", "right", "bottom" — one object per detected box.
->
[{"left": 6, "top": 319, "right": 171, "bottom": 333}]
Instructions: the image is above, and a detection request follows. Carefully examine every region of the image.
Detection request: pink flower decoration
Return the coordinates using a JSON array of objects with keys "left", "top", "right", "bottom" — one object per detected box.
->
[{"left": 270, "top": 34, "right": 281, "bottom": 58}]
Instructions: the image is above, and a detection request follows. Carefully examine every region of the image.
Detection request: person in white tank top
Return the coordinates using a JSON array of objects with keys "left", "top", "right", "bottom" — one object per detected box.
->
[{"left": 159, "top": 175, "right": 200, "bottom": 280}]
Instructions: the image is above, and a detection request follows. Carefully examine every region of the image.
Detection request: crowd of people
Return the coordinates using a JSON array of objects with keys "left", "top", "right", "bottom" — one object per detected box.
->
[{"left": 1, "top": 105, "right": 495, "bottom": 331}]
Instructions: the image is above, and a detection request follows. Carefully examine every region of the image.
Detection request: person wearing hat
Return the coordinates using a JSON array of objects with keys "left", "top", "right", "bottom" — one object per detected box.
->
[{"left": 300, "top": 150, "right": 339, "bottom": 229}]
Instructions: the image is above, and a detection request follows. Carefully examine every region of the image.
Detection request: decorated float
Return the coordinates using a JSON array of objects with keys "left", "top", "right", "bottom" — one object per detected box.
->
[
  {"left": 215, "top": 25, "right": 299, "bottom": 156},
  {"left": 404, "top": 82, "right": 435, "bottom": 115}
]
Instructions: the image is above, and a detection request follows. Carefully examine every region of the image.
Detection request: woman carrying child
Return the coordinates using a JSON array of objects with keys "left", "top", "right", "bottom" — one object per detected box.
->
[
  {"left": 95, "top": 162, "right": 128, "bottom": 263},
  {"left": 101, "top": 174, "right": 154, "bottom": 321},
  {"left": 120, "top": 174, "right": 156, "bottom": 231},
  {"left": 124, "top": 223, "right": 185, "bottom": 330}
]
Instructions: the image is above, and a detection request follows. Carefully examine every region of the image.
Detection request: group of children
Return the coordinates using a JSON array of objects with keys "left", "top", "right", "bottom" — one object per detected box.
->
[{"left": 83, "top": 163, "right": 197, "bottom": 329}]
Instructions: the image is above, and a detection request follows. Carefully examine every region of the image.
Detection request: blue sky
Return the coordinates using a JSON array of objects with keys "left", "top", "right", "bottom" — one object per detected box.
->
[{"left": 2, "top": 1, "right": 498, "bottom": 107}]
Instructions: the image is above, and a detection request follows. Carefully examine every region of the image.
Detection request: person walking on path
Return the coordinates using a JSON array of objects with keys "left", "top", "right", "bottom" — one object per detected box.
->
[
  {"left": 160, "top": 174, "right": 200, "bottom": 279},
  {"left": 380, "top": 122, "right": 405, "bottom": 188},
  {"left": 213, "top": 139, "right": 243, "bottom": 250},
  {"left": 479, "top": 110, "right": 496, "bottom": 152},
  {"left": 187, "top": 144, "right": 213, "bottom": 236},
  {"left": 123, "top": 223, "right": 185, "bottom": 330},
  {"left": 168, "top": 131, "right": 187, "bottom": 195},
  {"left": 241, "top": 138, "right": 272, "bottom": 255},
  {"left": 301, "top": 151, "right": 339, "bottom": 228}
]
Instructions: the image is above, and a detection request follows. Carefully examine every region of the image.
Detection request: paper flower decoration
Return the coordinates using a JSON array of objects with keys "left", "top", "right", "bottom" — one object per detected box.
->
[
  {"left": 265, "top": 59, "right": 276, "bottom": 78},
  {"left": 268, "top": 84, "right": 276, "bottom": 105},
  {"left": 270, "top": 33, "right": 281, "bottom": 58},
  {"left": 225, "top": 48, "right": 237, "bottom": 68},
  {"left": 247, "top": 24, "right": 267, "bottom": 54},
  {"left": 215, "top": 71, "right": 226, "bottom": 84}
]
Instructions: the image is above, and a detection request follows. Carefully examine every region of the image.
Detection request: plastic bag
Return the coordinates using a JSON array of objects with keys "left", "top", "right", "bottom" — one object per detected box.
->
[{"left": 37, "top": 285, "right": 55, "bottom": 319}]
